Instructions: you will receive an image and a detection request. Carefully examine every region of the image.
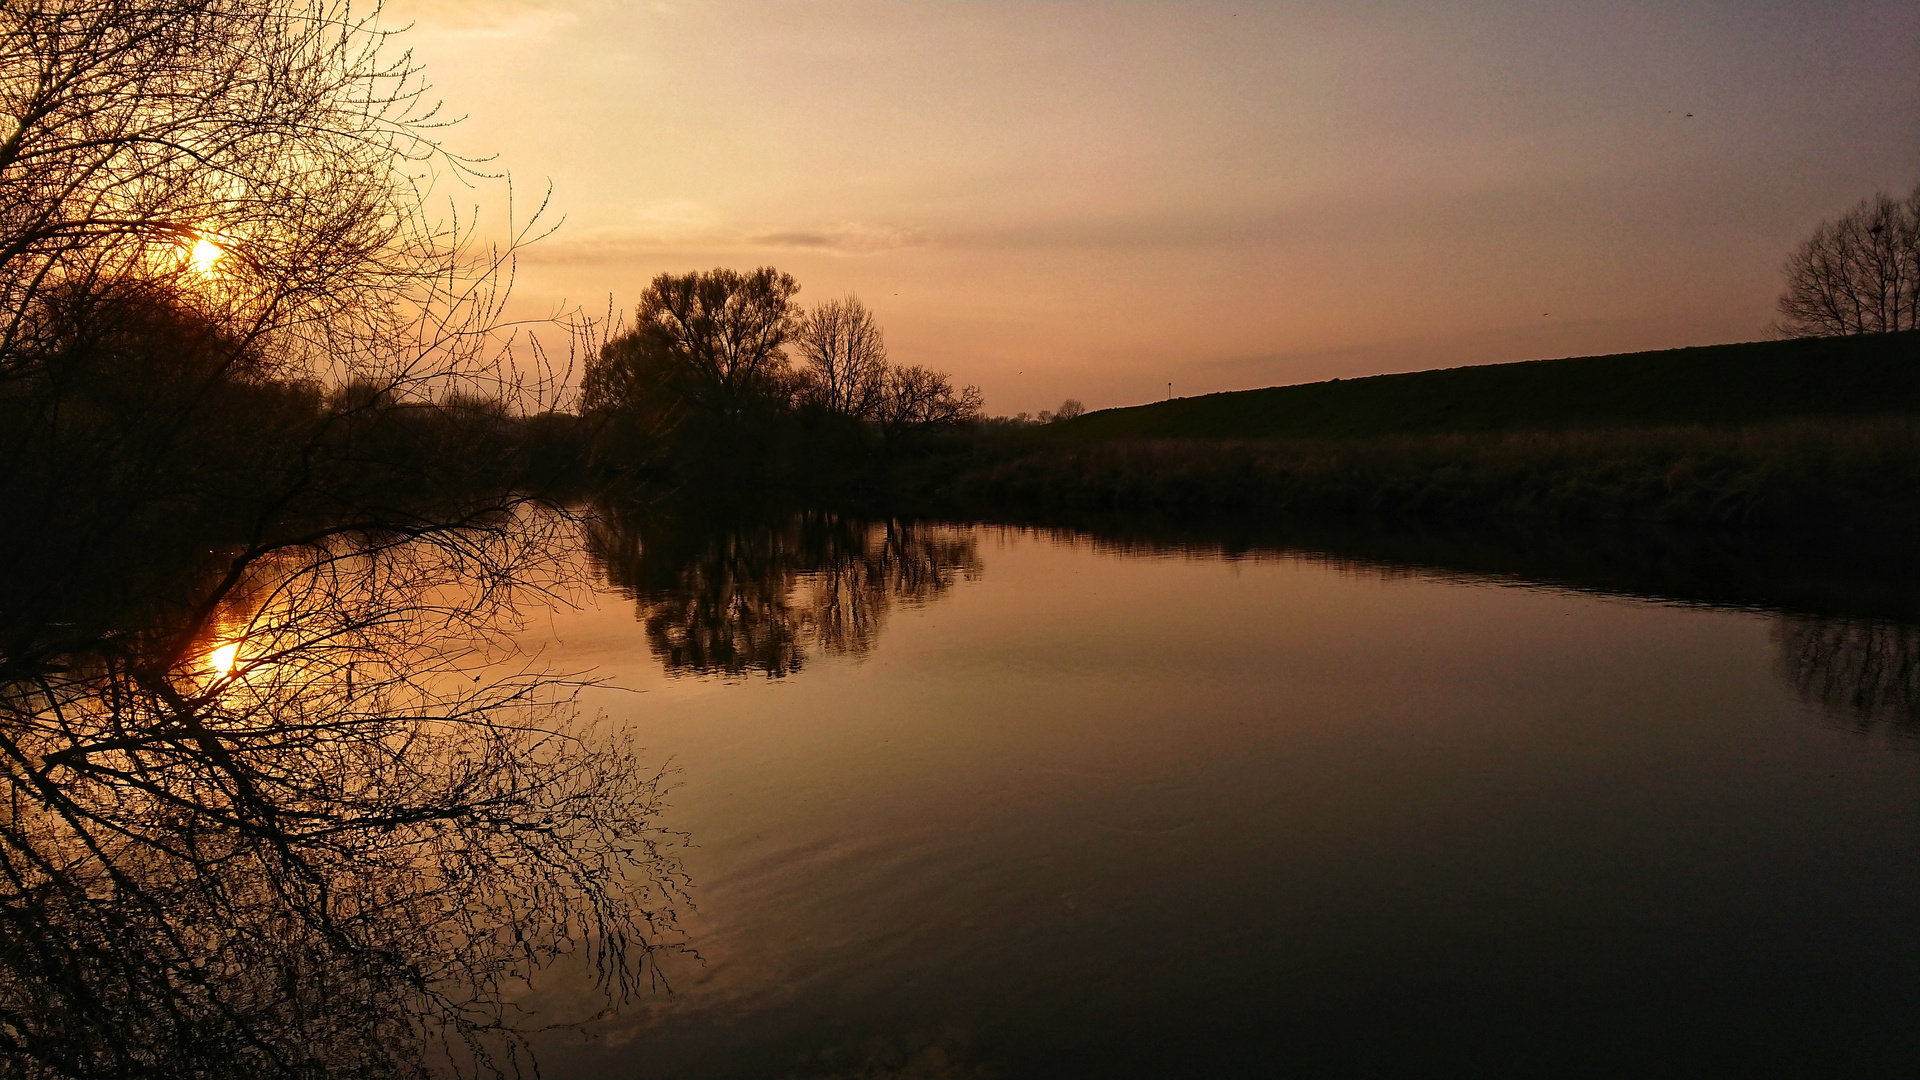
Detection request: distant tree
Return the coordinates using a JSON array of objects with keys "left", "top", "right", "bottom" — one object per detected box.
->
[
  {"left": 873, "top": 363, "right": 984, "bottom": 446},
  {"left": 795, "top": 293, "right": 887, "bottom": 418},
  {"left": 1053, "top": 398, "right": 1086, "bottom": 421},
  {"left": 1775, "top": 184, "right": 1920, "bottom": 337},
  {"left": 582, "top": 267, "right": 801, "bottom": 421}
]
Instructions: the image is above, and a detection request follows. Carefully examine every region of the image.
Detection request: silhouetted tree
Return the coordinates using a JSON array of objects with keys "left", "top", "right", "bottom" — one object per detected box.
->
[
  {"left": 1052, "top": 399, "right": 1086, "bottom": 422},
  {"left": 873, "top": 364, "right": 984, "bottom": 448},
  {"left": 582, "top": 267, "right": 801, "bottom": 424},
  {"left": 1775, "top": 184, "right": 1920, "bottom": 337},
  {"left": 794, "top": 293, "right": 887, "bottom": 419},
  {"left": 0, "top": 3, "right": 675, "bottom": 1077}
]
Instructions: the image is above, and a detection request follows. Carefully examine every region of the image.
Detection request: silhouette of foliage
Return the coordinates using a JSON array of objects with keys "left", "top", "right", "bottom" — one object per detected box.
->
[
  {"left": 874, "top": 365, "right": 984, "bottom": 448},
  {"left": 580, "top": 275, "right": 983, "bottom": 489},
  {"left": 584, "top": 505, "right": 980, "bottom": 678},
  {"left": 582, "top": 268, "right": 802, "bottom": 424},
  {"left": 1776, "top": 184, "right": 1920, "bottom": 337},
  {"left": 794, "top": 294, "right": 888, "bottom": 420}
]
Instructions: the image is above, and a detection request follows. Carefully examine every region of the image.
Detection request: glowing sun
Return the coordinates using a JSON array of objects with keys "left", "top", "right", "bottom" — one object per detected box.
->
[
  {"left": 208, "top": 641, "right": 240, "bottom": 674},
  {"left": 189, "top": 237, "right": 223, "bottom": 275}
]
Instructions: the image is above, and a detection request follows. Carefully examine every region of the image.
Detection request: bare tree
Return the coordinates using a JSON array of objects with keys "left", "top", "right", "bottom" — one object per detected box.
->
[
  {"left": 1053, "top": 398, "right": 1086, "bottom": 422},
  {"left": 794, "top": 293, "right": 887, "bottom": 419},
  {"left": 0, "top": 3, "right": 682, "bottom": 1077},
  {"left": 872, "top": 363, "right": 984, "bottom": 447},
  {"left": 0, "top": 0, "right": 564, "bottom": 399},
  {"left": 1775, "top": 184, "right": 1920, "bottom": 337}
]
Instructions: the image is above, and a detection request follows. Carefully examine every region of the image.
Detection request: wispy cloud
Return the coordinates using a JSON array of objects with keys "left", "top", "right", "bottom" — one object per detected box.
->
[
  {"left": 745, "top": 223, "right": 928, "bottom": 253},
  {"left": 521, "top": 215, "right": 929, "bottom": 262}
]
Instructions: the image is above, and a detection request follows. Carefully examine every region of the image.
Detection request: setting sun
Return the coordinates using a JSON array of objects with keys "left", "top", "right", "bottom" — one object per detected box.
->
[
  {"left": 189, "top": 237, "right": 221, "bottom": 275},
  {"left": 207, "top": 641, "right": 239, "bottom": 674}
]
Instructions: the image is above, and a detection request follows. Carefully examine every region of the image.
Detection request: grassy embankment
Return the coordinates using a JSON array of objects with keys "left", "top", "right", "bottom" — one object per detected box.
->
[{"left": 951, "top": 332, "right": 1920, "bottom": 530}]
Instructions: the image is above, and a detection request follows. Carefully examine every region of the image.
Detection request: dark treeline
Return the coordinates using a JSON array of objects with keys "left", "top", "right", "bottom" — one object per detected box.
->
[
  {"left": 0, "top": 281, "right": 586, "bottom": 659},
  {"left": 577, "top": 267, "right": 983, "bottom": 500},
  {"left": 571, "top": 298, "right": 1920, "bottom": 537}
]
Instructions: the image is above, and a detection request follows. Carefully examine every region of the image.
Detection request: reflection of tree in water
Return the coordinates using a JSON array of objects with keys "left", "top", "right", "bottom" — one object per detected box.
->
[
  {"left": 586, "top": 508, "right": 981, "bottom": 677},
  {"left": 0, "top": 517, "right": 690, "bottom": 1078},
  {"left": 1774, "top": 616, "right": 1920, "bottom": 734}
]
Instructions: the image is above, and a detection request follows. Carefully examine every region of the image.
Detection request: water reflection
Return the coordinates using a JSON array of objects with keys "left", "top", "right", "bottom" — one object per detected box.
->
[
  {"left": 584, "top": 505, "right": 980, "bottom": 678},
  {"left": 1775, "top": 616, "right": 1920, "bottom": 736},
  {"left": 992, "top": 510, "right": 1920, "bottom": 744},
  {"left": 0, "top": 512, "right": 688, "bottom": 1078},
  {"left": 532, "top": 514, "right": 1920, "bottom": 1079},
  {"left": 584, "top": 503, "right": 1920, "bottom": 744}
]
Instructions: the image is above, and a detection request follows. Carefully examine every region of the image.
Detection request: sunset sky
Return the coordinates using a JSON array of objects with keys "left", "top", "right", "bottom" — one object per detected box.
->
[{"left": 387, "top": 1, "right": 1919, "bottom": 415}]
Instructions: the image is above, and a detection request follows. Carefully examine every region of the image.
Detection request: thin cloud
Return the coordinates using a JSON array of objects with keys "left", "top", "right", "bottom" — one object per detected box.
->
[
  {"left": 522, "top": 220, "right": 928, "bottom": 262},
  {"left": 746, "top": 223, "right": 928, "bottom": 253}
]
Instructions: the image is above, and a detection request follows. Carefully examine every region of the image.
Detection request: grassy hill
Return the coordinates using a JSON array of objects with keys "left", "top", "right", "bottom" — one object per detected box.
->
[{"left": 1057, "top": 331, "right": 1920, "bottom": 441}]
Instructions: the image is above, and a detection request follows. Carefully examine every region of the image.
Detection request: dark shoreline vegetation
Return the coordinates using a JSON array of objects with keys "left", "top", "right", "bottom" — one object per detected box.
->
[
  {"left": 2, "top": 1, "right": 1915, "bottom": 1075},
  {"left": 573, "top": 323, "right": 1920, "bottom": 535},
  {"left": 947, "top": 413, "right": 1920, "bottom": 530},
  {"left": 936, "top": 331, "right": 1920, "bottom": 531}
]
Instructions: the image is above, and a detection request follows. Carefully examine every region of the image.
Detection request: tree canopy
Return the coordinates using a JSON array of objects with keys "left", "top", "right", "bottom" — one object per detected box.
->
[
  {"left": 581, "top": 266, "right": 802, "bottom": 421},
  {"left": 581, "top": 271, "right": 984, "bottom": 466},
  {"left": 1776, "top": 183, "right": 1920, "bottom": 337}
]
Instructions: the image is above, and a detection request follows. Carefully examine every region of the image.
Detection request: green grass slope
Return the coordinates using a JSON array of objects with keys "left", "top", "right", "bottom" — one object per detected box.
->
[{"left": 1058, "top": 331, "right": 1920, "bottom": 441}]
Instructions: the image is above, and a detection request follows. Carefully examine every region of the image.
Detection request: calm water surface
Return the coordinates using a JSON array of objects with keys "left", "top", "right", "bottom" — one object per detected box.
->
[{"left": 522, "top": 521, "right": 1920, "bottom": 1078}]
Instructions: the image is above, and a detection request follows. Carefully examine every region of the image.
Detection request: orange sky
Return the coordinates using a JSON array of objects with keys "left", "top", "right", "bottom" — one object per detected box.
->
[{"left": 388, "top": 1, "right": 1919, "bottom": 415}]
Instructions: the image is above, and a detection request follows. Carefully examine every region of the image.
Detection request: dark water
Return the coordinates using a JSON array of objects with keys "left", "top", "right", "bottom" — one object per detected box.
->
[{"left": 510, "top": 515, "right": 1920, "bottom": 1079}]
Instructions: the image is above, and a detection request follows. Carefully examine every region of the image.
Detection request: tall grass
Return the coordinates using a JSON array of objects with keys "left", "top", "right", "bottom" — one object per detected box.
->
[{"left": 952, "top": 416, "right": 1920, "bottom": 530}]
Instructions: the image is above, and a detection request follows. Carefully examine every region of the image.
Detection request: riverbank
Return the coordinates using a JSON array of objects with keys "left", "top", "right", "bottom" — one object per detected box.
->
[
  {"left": 909, "top": 332, "right": 1920, "bottom": 531},
  {"left": 933, "top": 415, "right": 1920, "bottom": 532}
]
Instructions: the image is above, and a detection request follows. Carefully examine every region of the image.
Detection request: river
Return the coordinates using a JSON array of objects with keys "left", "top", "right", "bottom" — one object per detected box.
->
[{"left": 501, "top": 515, "right": 1920, "bottom": 1078}]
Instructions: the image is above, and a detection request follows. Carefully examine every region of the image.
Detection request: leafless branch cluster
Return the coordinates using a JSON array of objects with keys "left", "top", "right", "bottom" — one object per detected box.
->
[
  {"left": 0, "top": 3, "right": 680, "bottom": 1077},
  {"left": 1, "top": 509, "right": 691, "bottom": 1079},
  {"left": 794, "top": 293, "right": 887, "bottom": 419},
  {"left": 0, "top": 0, "right": 574, "bottom": 412},
  {"left": 1775, "top": 183, "right": 1920, "bottom": 338},
  {"left": 870, "top": 363, "right": 985, "bottom": 444}
]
